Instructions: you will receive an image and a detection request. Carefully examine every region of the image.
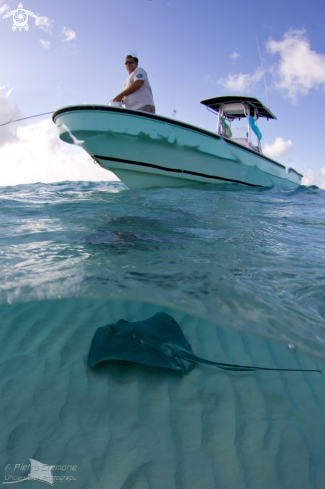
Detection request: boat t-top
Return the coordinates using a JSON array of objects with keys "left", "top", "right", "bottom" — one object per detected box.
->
[{"left": 53, "top": 95, "right": 302, "bottom": 189}]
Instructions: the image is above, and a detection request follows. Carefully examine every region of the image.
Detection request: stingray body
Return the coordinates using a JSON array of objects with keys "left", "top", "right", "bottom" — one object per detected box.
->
[
  {"left": 88, "top": 313, "right": 321, "bottom": 374},
  {"left": 88, "top": 313, "right": 196, "bottom": 373}
]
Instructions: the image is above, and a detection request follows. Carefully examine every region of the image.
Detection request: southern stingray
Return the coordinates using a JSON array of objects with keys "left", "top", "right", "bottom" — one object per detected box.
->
[{"left": 88, "top": 312, "right": 321, "bottom": 373}]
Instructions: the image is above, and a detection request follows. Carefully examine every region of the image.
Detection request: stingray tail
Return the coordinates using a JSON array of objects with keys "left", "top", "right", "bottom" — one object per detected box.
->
[{"left": 180, "top": 353, "right": 321, "bottom": 373}]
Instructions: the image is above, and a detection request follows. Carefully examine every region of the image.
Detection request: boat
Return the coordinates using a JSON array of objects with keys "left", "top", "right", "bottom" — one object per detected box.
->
[{"left": 52, "top": 95, "right": 303, "bottom": 189}]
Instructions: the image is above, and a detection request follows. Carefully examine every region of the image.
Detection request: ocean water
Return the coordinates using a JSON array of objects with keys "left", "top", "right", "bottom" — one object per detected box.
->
[{"left": 1, "top": 181, "right": 325, "bottom": 488}]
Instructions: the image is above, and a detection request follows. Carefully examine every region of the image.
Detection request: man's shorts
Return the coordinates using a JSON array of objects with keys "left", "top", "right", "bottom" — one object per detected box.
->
[{"left": 138, "top": 105, "right": 156, "bottom": 114}]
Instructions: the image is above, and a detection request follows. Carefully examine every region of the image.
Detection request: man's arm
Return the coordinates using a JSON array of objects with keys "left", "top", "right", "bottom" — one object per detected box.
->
[{"left": 113, "top": 80, "right": 144, "bottom": 102}]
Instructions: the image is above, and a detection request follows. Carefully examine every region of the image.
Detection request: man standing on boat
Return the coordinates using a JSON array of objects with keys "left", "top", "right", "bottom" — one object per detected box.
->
[{"left": 113, "top": 55, "right": 155, "bottom": 114}]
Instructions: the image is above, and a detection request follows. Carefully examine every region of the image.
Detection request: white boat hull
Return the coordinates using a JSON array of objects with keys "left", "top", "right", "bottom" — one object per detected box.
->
[{"left": 53, "top": 106, "right": 302, "bottom": 189}]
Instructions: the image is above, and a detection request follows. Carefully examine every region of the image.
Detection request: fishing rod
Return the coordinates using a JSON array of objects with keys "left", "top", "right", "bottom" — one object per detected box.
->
[
  {"left": 256, "top": 37, "right": 270, "bottom": 108},
  {"left": 0, "top": 111, "right": 54, "bottom": 127}
]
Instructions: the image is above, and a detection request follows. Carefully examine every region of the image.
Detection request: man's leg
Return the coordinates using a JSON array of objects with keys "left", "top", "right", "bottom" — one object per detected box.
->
[{"left": 137, "top": 105, "right": 156, "bottom": 114}]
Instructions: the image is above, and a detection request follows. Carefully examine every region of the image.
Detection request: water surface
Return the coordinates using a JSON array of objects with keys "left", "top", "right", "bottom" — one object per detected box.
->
[{"left": 1, "top": 181, "right": 324, "bottom": 359}]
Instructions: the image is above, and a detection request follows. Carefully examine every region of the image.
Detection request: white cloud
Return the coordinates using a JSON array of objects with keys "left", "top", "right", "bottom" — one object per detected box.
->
[
  {"left": 302, "top": 167, "right": 325, "bottom": 189},
  {"left": 40, "top": 39, "right": 50, "bottom": 49},
  {"left": 0, "top": 119, "right": 118, "bottom": 186},
  {"left": 61, "top": 27, "right": 76, "bottom": 42},
  {"left": 5, "top": 87, "right": 14, "bottom": 97},
  {"left": 267, "top": 30, "right": 325, "bottom": 101},
  {"left": 217, "top": 69, "right": 263, "bottom": 92},
  {"left": 230, "top": 51, "right": 240, "bottom": 63},
  {"left": 35, "top": 16, "right": 54, "bottom": 33},
  {"left": 0, "top": 88, "right": 21, "bottom": 147},
  {"left": 0, "top": 4, "right": 9, "bottom": 14},
  {"left": 263, "top": 137, "right": 294, "bottom": 158}
]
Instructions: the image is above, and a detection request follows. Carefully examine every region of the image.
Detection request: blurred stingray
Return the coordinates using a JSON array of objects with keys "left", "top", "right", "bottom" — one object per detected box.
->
[{"left": 88, "top": 313, "right": 321, "bottom": 373}]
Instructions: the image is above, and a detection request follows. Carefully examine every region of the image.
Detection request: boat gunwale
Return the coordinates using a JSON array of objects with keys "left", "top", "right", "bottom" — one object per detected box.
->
[
  {"left": 287, "top": 168, "right": 304, "bottom": 178},
  {"left": 53, "top": 105, "right": 297, "bottom": 174}
]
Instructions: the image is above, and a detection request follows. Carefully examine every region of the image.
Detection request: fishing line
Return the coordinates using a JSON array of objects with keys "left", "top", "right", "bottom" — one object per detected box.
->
[
  {"left": 0, "top": 111, "right": 54, "bottom": 127},
  {"left": 256, "top": 37, "right": 270, "bottom": 108}
]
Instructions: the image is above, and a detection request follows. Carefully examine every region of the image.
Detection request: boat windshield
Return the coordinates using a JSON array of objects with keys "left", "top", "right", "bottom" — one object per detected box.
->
[
  {"left": 219, "top": 104, "right": 262, "bottom": 153},
  {"left": 200, "top": 96, "right": 276, "bottom": 155}
]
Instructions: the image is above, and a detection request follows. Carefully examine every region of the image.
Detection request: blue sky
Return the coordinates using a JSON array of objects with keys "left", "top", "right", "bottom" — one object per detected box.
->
[{"left": 0, "top": 0, "right": 325, "bottom": 187}]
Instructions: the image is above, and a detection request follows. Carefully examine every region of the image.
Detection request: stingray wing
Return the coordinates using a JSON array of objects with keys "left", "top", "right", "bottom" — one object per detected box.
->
[
  {"left": 141, "top": 313, "right": 194, "bottom": 351},
  {"left": 3, "top": 10, "right": 14, "bottom": 18}
]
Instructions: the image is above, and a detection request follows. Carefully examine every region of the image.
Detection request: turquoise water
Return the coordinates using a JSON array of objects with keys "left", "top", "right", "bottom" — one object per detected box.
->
[
  {"left": 1, "top": 181, "right": 325, "bottom": 488},
  {"left": 1, "top": 181, "right": 325, "bottom": 358}
]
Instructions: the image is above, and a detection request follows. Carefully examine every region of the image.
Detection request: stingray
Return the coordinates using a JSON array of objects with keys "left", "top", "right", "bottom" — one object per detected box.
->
[{"left": 88, "top": 312, "right": 321, "bottom": 373}]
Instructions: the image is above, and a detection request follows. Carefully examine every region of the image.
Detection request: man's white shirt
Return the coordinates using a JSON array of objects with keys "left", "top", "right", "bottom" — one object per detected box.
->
[{"left": 122, "top": 67, "right": 155, "bottom": 110}]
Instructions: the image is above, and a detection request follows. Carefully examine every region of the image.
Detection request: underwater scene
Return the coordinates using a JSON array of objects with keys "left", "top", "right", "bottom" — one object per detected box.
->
[{"left": 1, "top": 181, "right": 325, "bottom": 488}]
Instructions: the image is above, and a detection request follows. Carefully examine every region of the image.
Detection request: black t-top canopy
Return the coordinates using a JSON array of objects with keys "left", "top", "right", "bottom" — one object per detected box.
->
[{"left": 200, "top": 95, "right": 277, "bottom": 120}]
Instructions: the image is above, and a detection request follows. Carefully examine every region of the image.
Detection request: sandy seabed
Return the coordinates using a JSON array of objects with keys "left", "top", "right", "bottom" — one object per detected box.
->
[{"left": 1, "top": 299, "right": 324, "bottom": 489}]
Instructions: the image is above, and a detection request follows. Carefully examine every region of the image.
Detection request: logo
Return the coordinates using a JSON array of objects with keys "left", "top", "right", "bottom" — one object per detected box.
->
[
  {"left": 3, "top": 460, "right": 78, "bottom": 485},
  {"left": 136, "top": 74, "right": 143, "bottom": 78},
  {"left": 3, "top": 3, "right": 37, "bottom": 32},
  {"left": 4, "top": 460, "right": 54, "bottom": 485}
]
